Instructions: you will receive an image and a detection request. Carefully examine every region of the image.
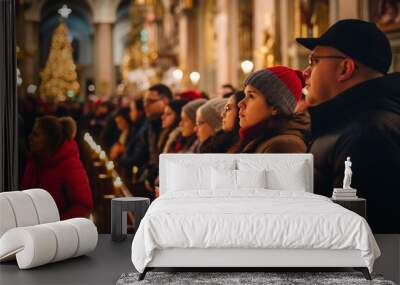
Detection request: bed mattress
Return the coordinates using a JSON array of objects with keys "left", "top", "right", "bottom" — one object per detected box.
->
[{"left": 131, "top": 190, "right": 380, "bottom": 273}]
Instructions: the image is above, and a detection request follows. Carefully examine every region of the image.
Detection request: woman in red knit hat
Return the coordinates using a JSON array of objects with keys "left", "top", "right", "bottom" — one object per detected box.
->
[
  {"left": 235, "top": 66, "right": 311, "bottom": 153},
  {"left": 21, "top": 116, "right": 93, "bottom": 220}
]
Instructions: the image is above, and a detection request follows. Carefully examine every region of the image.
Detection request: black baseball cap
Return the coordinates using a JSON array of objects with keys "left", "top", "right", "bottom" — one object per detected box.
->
[{"left": 296, "top": 19, "right": 392, "bottom": 74}]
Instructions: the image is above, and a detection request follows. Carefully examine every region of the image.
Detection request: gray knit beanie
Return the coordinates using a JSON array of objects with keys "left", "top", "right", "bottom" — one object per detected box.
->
[
  {"left": 243, "top": 66, "right": 304, "bottom": 115},
  {"left": 182, "top": 98, "right": 207, "bottom": 124},
  {"left": 198, "top": 98, "right": 228, "bottom": 131}
]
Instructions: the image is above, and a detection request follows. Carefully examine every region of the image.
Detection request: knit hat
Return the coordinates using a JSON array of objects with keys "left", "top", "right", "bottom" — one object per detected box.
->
[
  {"left": 243, "top": 66, "right": 305, "bottom": 115},
  {"left": 182, "top": 98, "right": 207, "bottom": 124},
  {"left": 198, "top": 98, "right": 228, "bottom": 131},
  {"left": 178, "top": 89, "right": 203, "bottom": 101}
]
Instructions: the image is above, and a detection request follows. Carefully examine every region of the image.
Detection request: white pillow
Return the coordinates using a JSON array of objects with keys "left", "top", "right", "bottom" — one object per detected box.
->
[
  {"left": 167, "top": 159, "right": 236, "bottom": 192},
  {"left": 167, "top": 162, "right": 211, "bottom": 191},
  {"left": 211, "top": 169, "right": 267, "bottom": 190},
  {"left": 266, "top": 167, "right": 306, "bottom": 191},
  {"left": 238, "top": 159, "right": 307, "bottom": 191},
  {"left": 211, "top": 168, "right": 236, "bottom": 190},
  {"left": 236, "top": 169, "right": 267, "bottom": 189}
]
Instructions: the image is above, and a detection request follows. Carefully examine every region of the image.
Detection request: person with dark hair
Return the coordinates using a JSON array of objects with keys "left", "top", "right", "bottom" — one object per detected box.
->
[
  {"left": 148, "top": 83, "right": 173, "bottom": 101},
  {"left": 234, "top": 66, "right": 310, "bottom": 153},
  {"left": 296, "top": 19, "right": 400, "bottom": 233},
  {"left": 170, "top": 98, "right": 207, "bottom": 153},
  {"left": 218, "top": 83, "right": 236, "bottom": 98},
  {"left": 130, "top": 97, "right": 144, "bottom": 121},
  {"left": 110, "top": 107, "right": 132, "bottom": 160},
  {"left": 119, "top": 84, "right": 173, "bottom": 199},
  {"left": 159, "top": 99, "right": 188, "bottom": 153},
  {"left": 195, "top": 98, "right": 227, "bottom": 153},
  {"left": 220, "top": 91, "right": 245, "bottom": 153},
  {"left": 21, "top": 116, "right": 93, "bottom": 220},
  {"left": 117, "top": 98, "right": 146, "bottom": 181},
  {"left": 150, "top": 99, "right": 190, "bottom": 192},
  {"left": 200, "top": 91, "right": 210, "bottom": 100},
  {"left": 90, "top": 101, "right": 115, "bottom": 141}
]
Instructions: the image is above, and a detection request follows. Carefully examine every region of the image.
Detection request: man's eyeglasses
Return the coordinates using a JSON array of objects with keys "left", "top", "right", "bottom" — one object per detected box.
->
[
  {"left": 308, "top": 55, "right": 346, "bottom": 67},
  {"left": 144, "top": 97, "right": 162, "bottom": 106}
]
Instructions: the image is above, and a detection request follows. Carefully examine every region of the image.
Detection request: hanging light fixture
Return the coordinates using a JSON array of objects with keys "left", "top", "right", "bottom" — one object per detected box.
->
[
  {"left": 189, "top": 71, "right": 200, "bottom": 85},
  {"left": 173, "top": 69, "right": 183, "bottom": 81},
  {"left": 240, "top": 60, "right": 254, "bottom": 74}
]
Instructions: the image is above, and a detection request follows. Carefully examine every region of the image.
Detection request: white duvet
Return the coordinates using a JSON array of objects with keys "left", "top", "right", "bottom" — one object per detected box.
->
[{"left": 131, "top": 190, "right": 380, "bottom": 273}]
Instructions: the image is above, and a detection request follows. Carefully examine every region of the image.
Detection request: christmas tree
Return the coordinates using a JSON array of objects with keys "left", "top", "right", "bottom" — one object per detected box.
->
[{"left": 39, "top": 12, "right": 79, "bottom": 101}]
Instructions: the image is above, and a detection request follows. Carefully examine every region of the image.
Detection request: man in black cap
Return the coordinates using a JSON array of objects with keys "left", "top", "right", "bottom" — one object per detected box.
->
[{"left": 296, "top": 19, "right": 400, "bottom": 233}]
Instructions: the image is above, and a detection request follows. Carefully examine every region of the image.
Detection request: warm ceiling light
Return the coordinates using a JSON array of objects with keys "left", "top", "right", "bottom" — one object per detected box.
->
[
  {"left": 241, "top": 60, "right": 254, "bottom": 74},
  {"left": 173, "top": 69, "right": 183, "bottom": 81},
  {"left": 189, "top": 71, "right": 200, "bottom": 84}
]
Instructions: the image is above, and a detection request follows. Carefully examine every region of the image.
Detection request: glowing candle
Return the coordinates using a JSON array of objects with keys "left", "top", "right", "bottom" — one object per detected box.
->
[{"left": 106, "top": 161, "right": 114, "bottom": 171}]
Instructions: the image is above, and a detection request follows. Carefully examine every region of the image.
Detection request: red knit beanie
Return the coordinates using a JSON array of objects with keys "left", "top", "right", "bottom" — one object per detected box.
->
[
  {"left": 243, "top": 66, "right": 305, "bottom": 115},
  {"left": 178, "top": 89, "right": 203, "bottom": 101}
]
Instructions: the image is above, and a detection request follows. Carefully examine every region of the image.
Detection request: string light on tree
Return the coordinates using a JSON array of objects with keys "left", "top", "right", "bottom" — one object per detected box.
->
[{"left": 39, "top": 4, "right": 79, "bottom": 101}]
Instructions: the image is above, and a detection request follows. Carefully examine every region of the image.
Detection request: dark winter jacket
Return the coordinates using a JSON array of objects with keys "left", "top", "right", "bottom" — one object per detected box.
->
[
  {"left": 197, "top": 130, "right": 239, "bottom": 153},
  {"left": 238, "top": 112, "right": 311, "bottom": 153},
  {"left": 119, "top": 118, "right": 161, "bottom": 171},
  {"left": 119, "top": 118, "right": 162, "bottom": 186},
  {"left": 308, "top": 73, "right": 400, "bottom": 233},
  {"left": 163, "top": 131, "right": 198, "bottom": 153},
  {"left": 117, "top": 116, "right": 146, "bottom": 179},
  {"left": 21, "top": 139, "right": 93, "bottom": 220}
]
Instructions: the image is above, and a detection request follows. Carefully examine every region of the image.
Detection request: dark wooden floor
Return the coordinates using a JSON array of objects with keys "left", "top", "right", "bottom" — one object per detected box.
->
[
  {"left": 0, "top": 235, "right": 134, "bottom": 285},
  {"left": 0, "top": 234, "right": 398, "bottom": 284}
]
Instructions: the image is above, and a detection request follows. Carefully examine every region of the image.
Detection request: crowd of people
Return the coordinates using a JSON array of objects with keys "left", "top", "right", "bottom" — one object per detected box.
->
[{"left": 18, "top": 19, "right": 400, "bottom": 234}]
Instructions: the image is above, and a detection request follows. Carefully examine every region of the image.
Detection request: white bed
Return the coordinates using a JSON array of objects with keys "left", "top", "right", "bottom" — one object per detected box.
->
[{"left": 131, "top": 154, "right": 380, "bottom": 280}]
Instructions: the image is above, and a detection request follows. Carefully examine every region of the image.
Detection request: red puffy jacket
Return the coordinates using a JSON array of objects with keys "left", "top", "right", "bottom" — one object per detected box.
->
[{"left": 21, "top": 139, "right": 93, "bottom": 220}]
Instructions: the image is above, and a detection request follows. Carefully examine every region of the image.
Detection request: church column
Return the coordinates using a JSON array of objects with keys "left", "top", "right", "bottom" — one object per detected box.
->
[
  {"left": 178, "top": 12, "right": 189, "bottom": 85},
  {"left": 178, "top": 8, "right": 197, "bottom": 87},
  {"left": 227, "top": 0, "right": 239, "bottom": 88},
  {"left": 253, "top": 0, "right": 275, "bottom": 69},
  {"left": 215, "top": 0, "right": 229, "bottom": 90},
  {"left": 23, "top": 4, "right": 41, "bottom": 89},
  {"left": 336, "top": 0, "right": 360, "bottom": 20},
  {"left": 92, "top": 0, "right": 120, "bottom": 98},
  {"left": 23, "top": 21, "right": 39, "bottom": 86},
  {"left": 94, "top": 23, "right": 114, "bottom": 98}
]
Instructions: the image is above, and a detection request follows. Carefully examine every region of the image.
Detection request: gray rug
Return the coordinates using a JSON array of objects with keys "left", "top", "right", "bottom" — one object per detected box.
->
[{"left": 116, "top": 271, "right": 396, "bottom": 285}]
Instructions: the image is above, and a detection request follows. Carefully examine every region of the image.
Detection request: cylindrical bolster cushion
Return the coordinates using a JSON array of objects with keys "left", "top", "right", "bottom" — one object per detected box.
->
[
  {"left": 0, "top": 191, "right": 39, "bottom": 228},
  {"left": 65, "top": 218, "right": 98, "bottom": 257},
  {"left": 0, "top": 196, "right": 17, "bottom": 238},
  {"left": 0, "top": 226, "right": 57, "bottom": 269},
  {"left": 42, "top": 221, "right": 79, "bottom": 263},
  {"left": 0, "top": 219, "right": 98, "bottom": 269},
  {"left": 24, "top": 189, "right": 60, "bottom": 224}
]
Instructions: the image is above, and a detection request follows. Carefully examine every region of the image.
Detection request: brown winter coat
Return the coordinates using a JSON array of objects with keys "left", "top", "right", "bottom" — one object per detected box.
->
[{"left": 240, "top": 112, "right": 311, "bottom": 153}]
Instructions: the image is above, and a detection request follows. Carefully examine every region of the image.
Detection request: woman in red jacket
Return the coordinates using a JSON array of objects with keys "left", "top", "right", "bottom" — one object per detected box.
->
[{"left": 22, "top": 116, "right": 93, "bottom": 220}]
